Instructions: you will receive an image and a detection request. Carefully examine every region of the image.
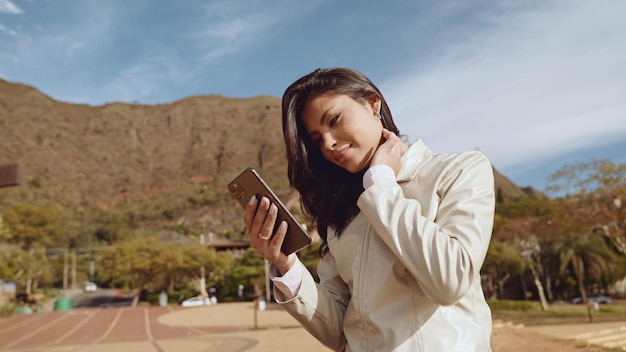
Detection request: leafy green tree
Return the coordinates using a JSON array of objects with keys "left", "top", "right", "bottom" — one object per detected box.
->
[
  {"left": 98, "top": 236, "right": 172, "bottom": 306},
  {"left": 88, "top": 208, "right": 134, "bottom": 245},
  {"left": 0, "top": 245, "right": 21, "bottom": 282},
  {"left": 180, "top": 244, "right": 220, "bottom": 295},
  {"left": 0, "top": 218, "right": 11, "bottom": 242},
  {"left": 1, "top": 204, "right": 59, "bottom": 294},
  {"left": 206, "top": 251, "right": 234, "bottom": 297},
  {"left": 98, "top": 236, "right": 230, "bottom": 304},
  {"left": 482, "top": 239, "right": 525, "bottom": 299},
  {"left": 0, "top": 246, "right": 51, "bottom": 294},
  {"left": 2, "top": 203, "right": 59, "bottom": 249},
  {"left": 229, "top": 248, "right": 266, "bottom": 298}
]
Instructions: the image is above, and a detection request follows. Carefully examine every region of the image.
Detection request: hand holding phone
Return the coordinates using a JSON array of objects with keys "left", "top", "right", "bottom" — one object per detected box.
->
[{"left": 227, "top": 168, "right": 311, "bottom": 255}]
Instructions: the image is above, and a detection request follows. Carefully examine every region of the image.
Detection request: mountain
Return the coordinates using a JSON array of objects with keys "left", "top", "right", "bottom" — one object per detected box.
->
[
  {"left": 0, "top": 78, "right": 538, "bottom": 239},
  {"left": 492, "top": 167, "right": 544, "bottom": 199}
]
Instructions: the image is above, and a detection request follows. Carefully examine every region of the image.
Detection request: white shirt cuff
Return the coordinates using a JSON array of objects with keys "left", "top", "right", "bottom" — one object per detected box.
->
[
  {"left": 363, "top": 164, "right": 396, "bottom": 189},
  {"left": 270, "top": 259, "right": 304, "bottom": 299}
]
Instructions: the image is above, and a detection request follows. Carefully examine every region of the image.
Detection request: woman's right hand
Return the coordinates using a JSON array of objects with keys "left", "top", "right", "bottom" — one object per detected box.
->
[
  {"left": 371, "top": 129, "right": 408, "bottom": 176},
  {"left": 243, "top": 196, "right": 297, "bottom": 275}
]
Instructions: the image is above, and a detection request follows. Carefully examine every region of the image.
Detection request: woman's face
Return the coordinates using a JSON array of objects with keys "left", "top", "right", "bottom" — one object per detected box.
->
[{"left": 301, "top": 93, "right": 383, "bottom": 173}]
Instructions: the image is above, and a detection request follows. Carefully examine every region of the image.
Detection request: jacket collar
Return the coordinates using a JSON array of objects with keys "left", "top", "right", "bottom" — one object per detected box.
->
[{"left": 396, "top": 139, "right": 432, "bottom": 182}]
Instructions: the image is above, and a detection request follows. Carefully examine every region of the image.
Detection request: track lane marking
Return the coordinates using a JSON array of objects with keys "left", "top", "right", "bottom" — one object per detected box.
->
[
  {"left": 3, "top": 311, "right": 71, "bottom": 349},
  {"left": 0, "top": 314, "right": 46, "bottom": 335},
  {"left": 144, "top": 307, "right": 153, "bottom": 341},
  {"left": 90, "top": 307, "right": 124, "bottom": 345},
  {"left": 53, "top": 308, "right": 101, "bottom": 344}
]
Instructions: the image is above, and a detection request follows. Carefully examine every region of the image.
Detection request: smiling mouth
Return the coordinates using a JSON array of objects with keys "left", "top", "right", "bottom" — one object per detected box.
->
[{"left": 334, "top": 146, "right": 351, "bottom": 163}]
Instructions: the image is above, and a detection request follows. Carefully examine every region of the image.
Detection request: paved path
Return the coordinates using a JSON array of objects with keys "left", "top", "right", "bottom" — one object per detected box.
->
[
  {"left": 1, "top": 302, "right": 625, "bottom": 351},
  {"left": 527, "top": 322, "right": 626, "bottom": 350},
  {"left": 0, "top": 302, "right": 326, "bottom": 352}
]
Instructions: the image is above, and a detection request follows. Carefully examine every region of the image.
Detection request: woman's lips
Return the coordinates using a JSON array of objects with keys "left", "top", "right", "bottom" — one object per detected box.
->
[{"left": 334, "top": 146, "right": 351, "bottom": 163}]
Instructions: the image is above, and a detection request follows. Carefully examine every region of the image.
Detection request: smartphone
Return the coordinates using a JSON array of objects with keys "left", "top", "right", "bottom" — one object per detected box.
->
[{"left": 227, "top": 167, "right": 311, "bottom": 255}]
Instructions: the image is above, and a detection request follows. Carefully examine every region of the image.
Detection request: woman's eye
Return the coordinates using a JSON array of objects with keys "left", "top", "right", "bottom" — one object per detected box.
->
[{"left": 329, "top": 114, "right": 340, "bottom": 127}]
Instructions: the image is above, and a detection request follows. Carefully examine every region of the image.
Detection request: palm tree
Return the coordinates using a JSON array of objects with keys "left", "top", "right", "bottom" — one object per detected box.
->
[{"left": 553, "top": 233, "right": 614, "bottom": 302}]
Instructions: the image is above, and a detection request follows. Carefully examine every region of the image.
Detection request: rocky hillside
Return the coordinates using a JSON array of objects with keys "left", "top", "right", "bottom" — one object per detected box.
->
[{"left": 0, "top": 78, "right": 539, "bottom": 238}]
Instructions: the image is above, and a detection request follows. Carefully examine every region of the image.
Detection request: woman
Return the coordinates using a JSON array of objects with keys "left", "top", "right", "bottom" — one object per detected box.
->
[{"left": 244, "top": 67, "right": 495, "bottom": 351}]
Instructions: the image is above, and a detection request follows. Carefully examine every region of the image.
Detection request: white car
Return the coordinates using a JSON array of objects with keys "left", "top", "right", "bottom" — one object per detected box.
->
[
  {"left": 84, "top": 282, "right": 97, "bottom": 293},
  {"left": 181, "top": 296, "right": 211, "bottom": 307}
]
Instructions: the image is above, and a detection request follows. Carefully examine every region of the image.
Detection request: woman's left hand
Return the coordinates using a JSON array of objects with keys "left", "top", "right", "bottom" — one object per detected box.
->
[
  {"left": 243, "top": 196, "right": 297, "bottom": 275},
  {"left": 370, "top": 129, "right": 407, "bottom": 175}
]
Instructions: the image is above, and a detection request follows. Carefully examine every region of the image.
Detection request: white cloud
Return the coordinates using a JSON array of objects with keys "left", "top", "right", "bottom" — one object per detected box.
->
[
  {"left": 0, "top": 0, "right": 23, "bottom": 14},
  {"left": 2, "top": 2, "right": 116, "bottom": 67},
  {"left": 193, "top": 0, "right": 325, "bottom": 62},
  {"left": 383, "top": 1, "right": 626, "bottom": 170},
  {"left": 94, "top": 53, "right": 195, "bottom": 104}
]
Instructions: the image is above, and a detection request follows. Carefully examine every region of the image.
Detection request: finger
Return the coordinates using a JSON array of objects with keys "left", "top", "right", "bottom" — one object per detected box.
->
[
  {"left": 259, "top": 203, "right": 278, "bottom": 240},
  {"left": 243, "top": 196, "right": 258, "bottom": 234},
  {"left": 384, "top": 129, "right": 401, "bottom": 142},
  {"left": 251, "top": 196, "right": 270, "bottom": 237},
  {"left": 380, "top": 129, "right": 398, "bottom": 144},
  {"left": 271, "top": 220, "right": 288, "bottom": 246},
  {"left": 268, "top": 221, "right": 288, "bottom": 261},
  {"left": 381, "top": 128, "right": 397, "bottom": 140}
]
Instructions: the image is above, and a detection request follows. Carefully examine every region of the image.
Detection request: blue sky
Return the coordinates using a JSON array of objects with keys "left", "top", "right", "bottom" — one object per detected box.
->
[{"left": 1, "top": 0, "right": 625, "bottom": 193}]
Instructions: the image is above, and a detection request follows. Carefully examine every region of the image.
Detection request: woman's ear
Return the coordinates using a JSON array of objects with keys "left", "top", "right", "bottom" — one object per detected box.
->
[{"left": 367, "top": 94, "right": 382, "bottom": 115}]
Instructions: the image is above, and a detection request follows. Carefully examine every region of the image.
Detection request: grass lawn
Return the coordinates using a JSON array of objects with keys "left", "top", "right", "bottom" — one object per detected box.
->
[{"left": 489, "top": 299, "right": 626, "bottom": 326}]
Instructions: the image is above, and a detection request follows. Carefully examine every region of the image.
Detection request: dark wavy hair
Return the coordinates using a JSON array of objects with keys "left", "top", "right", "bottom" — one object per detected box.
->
[{"left": 281, "top": 68, "right": 401, "bottom": 254}]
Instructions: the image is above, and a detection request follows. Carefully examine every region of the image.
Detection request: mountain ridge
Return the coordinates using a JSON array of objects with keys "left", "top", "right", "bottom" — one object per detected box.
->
[{"left": 0, "top": 78, "right": 541, "bottom": 238}]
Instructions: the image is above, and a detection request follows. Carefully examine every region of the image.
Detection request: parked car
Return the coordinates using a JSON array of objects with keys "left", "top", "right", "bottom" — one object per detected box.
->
[
  {"left": 571, "top": 294, "right": 612, "bottom": 304},
  {"left": 181, "top": 296, "right": 211, "bottom": 307},
  {"left": 84, "top": 281, "right": 97, "bottom": 293}
]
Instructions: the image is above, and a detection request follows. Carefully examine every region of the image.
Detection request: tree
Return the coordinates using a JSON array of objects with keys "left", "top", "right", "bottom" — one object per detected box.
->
[
  {"left": 1, "top": 204, "right": 59, "bottom": 294},
  {"left": 555, "top": 234, "right": 613, "bottom": 302},
  {"left": 552, "top": 233, "right": 615, "bottom": 302},
  {"left": 0, "top": 245, "right": 22, "bottom": 283},
  {"left": 98, "top": 236, "right": 172, "bottom": 306},
  {"left": 482, "top": 239, "right": 525, "bottom": 299},
  {"left": 518, "top": 235, "right": 549, "bottom": 311},
  {"left": 87, "top": 208, "right": 134, "bottom": 245},
  {"left": 547, "top": 160, "right": 626, "bottom": 255},
  {"left": 180, "top": 244, "right": 220, "bottom": 295},
  {"left": 2, "top": 203, "right": 59, "bottom": 249},
  {"left": 0, "top": 218, "right": 11, "bottom": 241},
  {"left": 228, "top": 248, "right": 266, "bottom": 298}
]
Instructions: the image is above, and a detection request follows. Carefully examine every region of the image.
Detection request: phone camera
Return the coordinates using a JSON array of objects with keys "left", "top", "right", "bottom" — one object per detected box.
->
[{"left": 229, "top": 183, "right": 246, "bottom": 200}]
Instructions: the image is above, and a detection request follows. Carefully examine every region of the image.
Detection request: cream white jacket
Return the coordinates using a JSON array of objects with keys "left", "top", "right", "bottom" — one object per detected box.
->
[{"left": 275, "top": 140, "right": 495, "bottom": 351}]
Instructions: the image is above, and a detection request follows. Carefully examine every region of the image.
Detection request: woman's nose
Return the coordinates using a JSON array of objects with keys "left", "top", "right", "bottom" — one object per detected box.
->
[{"left": 322, "top": 134, "right": 337, "bottom": 150}]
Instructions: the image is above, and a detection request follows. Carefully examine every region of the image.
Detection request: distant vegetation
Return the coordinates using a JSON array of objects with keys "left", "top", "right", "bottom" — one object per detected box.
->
[{"left": 485, "top": 160, "right": 626, "bottom": 309}]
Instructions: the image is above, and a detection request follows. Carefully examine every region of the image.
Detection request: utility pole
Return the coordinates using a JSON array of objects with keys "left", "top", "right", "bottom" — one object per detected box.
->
[
  {"left": 89, "top": 261, "right": 95, "bottom": 282},
  {"left": 71, "top": 250, "right": 77, "bottom": 289},
  {"left": 199, "top": 234, "right": 207, "bottom": 297},
  {"left": 63, "top": 249, "right": 69, "bottom": 290}
]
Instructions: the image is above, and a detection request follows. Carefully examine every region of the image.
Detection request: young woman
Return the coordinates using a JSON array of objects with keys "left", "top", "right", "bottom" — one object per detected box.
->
[{"left": 243, "top": 67, "right": 495, "bottom": 351}]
